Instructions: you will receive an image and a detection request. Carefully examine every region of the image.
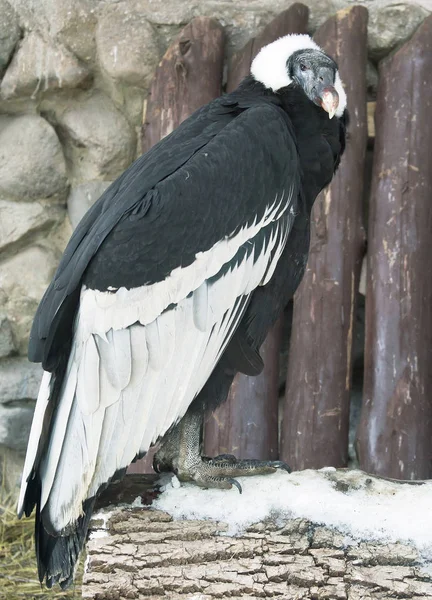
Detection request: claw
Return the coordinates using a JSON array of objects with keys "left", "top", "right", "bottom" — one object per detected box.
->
[
  {"left": 270, "top": 460, "right": 292, "bottom": 474},
  {"left": 154, "top": 412, "right": 291, "bottom": 492},
  {"left": 228, "top": 478, "right": 242, "bottom": 494}
]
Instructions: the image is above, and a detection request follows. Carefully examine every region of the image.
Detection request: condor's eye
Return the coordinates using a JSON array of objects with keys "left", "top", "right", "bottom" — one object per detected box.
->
[{"left": 300, "top": 63, "right": 308, "bottom": 71}]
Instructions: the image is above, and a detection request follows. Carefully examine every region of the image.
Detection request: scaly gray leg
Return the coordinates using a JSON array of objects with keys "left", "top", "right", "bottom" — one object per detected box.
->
[{"left": 154, "top": 408, "right": 290, "bottom": 493}]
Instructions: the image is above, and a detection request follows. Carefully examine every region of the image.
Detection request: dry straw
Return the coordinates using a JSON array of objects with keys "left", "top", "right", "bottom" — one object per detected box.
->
[{"left": 0, "top": 492, "right": 83, "bottom": 600}]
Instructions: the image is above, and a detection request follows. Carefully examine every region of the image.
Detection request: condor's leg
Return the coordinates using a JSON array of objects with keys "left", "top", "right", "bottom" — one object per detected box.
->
[{"left": 153, "top": 363, "right": 290, "bottom": 493}]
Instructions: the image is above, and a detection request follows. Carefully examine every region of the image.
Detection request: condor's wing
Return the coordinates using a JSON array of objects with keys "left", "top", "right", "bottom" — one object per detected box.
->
[{"left": 18, "top": 103, "right": 299, "bottom": 542}]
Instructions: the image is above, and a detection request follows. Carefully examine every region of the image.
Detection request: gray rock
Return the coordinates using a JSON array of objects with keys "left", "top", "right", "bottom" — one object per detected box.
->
[
  {"left": 0, "top": 198, "right": 65, "bottom": 253},
  {"left": 0, "top": 115, "right": 68, "bottom": 201},
  {"left": 51, "top": 0, "right": 98, "bottom": 63},
  {"left": 0, "top": 356, "right": 42, "bottom": 404},
  {"left": 6, "top": 0, "right": 97, "bottom": 62},
  {"left": 47, "top": 214, "right": 73, "bottom": 257},
  {"left": 96, "top": 5, "right": 160, "bottom": 87},
  {"left": 142, "top": 1, "right": 194, "bottom": 26},
  {"left": 0, "top": 403, "right": 34, "bottom": 452},
  {"left": 143, "top": 0, "right": 343, "bottom": 56},
  {"left": 109, "top": 84, "right": 147, "bottom": 129},
  {"left": 0, "top": 313, "right": 16, "bottom": 358},
  {"left": 0, "top": 0, "right": 20, "bottom": 75},
  {"left": 307, "top": 0, "right": 346, "bottom": 32},
  {"left": 58, "top": 92, "right": 135, "bottom": 182},
  {"left": 0, "top": 31, "right": 92, "bottom": 100},
  {"left": 368, "top": 3, "right": 429, "bottom": 60},
  {"left": 0, "top": 444, "right": 25, "bottom": 495},
  {"left": 68, "top": 180, "right": 112, "bottom": 229},
  {"left": 0, "top": 245, "right": 58, "bottom": 354}
]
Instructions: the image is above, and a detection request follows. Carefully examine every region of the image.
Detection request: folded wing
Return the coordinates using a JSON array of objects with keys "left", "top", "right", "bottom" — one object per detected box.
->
[{"left": 19, "top": 102, "right": 299, "bottom": 535}]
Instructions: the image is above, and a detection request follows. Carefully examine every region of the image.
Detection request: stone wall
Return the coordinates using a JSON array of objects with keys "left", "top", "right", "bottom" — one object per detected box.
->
[{"left": 0, "top": 0, "right": 430, "bottom": 496}]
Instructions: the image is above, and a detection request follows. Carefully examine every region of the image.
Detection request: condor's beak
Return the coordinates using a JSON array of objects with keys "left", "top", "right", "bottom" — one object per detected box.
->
[{"left": 317, "top": 86, "right": 339, "bottom": 119}]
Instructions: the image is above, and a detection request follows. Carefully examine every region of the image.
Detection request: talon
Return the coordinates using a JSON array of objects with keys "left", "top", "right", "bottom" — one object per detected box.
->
[
  {"left": 228, "top": 478, "right": 242, "bottom": 494},
  {"left": 154, "top": 412, "right": 290, "bottom": 493},
  {"left": 271, "top": 460, "right": 292, "bottom": 474}
]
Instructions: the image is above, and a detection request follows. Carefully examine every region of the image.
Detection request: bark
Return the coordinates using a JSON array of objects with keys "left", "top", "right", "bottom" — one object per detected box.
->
[
  {"left": 204, "top": 4, "right": 308, "bottom": 462},
  {"left": 83, "top": 472, "right": 431, "bottom": 599},
  {"left": 367, "top": 101, "right": 376, "bottom": 141},
  {"left": 141, "top": 16, "right": 225, "bottom": 153},
  {"left": 356, "top": 15, "right": 432, "bottom": 480},
  {"left": 131, "top": 17, "right": 225, "bottom": 474},
  {"left": 227, "top": 3, "right": 309, "bottom": 92},
  {"left": 205, "top": 320, "right": 282, "bottom": 461},
  {"left": 281, "top": 6, "right": 367, "bottom": 470}
]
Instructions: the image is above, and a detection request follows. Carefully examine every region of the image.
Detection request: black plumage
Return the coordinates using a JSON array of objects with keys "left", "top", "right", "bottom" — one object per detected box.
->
[{"left": 18, "top": 35, "right": 347, "bottom": 589}]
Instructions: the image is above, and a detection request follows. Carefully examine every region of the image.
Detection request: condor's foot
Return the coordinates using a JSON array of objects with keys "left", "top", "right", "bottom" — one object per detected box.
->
[
  {"left": 153, "top": 410, "right": 290, "bottom": 493},
  {"left": 195, "top": 455, "right": 291, "bottom": 493}
]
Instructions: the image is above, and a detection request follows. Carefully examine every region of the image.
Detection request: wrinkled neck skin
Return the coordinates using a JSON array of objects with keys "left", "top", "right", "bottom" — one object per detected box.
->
[{"left": 233, "top": 76, "right": 346, "bottom": 213}]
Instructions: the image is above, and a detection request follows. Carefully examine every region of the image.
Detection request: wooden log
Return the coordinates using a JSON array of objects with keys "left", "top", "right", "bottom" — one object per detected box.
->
[
  {"left": 205, "top": 320, "right": 282, "bottom": 461},
  {"left": 141, "top": 16, "right": 225, "bottom": 153},
  {"left": 280, "top": 7, "right": 368, "bottom": 470},
  {"left": 204, "top": 4, "right": 308, "bottom": 462},
  {"left": 227, "top": 3, "right": 309, "bottom": 92},
  {"left": 83, "top": 470, "right": 432, "bottom": 599},
  {"left": 367, "top": 101, "right": 376, "bottom": 140},
  {"left": 356, "top": 15, "right": 432, "bottom": 480},
  {"left": 130, "top": 18, "right": 225, "bottom": 474}
]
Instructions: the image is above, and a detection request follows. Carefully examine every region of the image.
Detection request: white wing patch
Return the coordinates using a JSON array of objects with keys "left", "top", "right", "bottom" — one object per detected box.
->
[
  {"left": 21, "top": 189, "right": 296, "bottom": 531},
  {"left": 79, "top": 191, "right": 289, "bottom": 335},
  {"left": 17, "top": 370, "right": 51, "bottom": 516}
]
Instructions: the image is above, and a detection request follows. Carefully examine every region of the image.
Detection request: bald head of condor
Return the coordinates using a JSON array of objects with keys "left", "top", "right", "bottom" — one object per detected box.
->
[{"left": 18, "top": 34, "right": 347, "bottom": 589}]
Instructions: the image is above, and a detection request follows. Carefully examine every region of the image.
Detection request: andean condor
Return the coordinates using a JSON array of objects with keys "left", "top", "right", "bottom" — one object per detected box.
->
[{"left": 18, "top": 34, "right": 348, "bottom": 587}]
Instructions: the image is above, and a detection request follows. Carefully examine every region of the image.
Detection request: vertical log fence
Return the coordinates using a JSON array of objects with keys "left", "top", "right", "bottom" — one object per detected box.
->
[
  {"left": 281, "top": 6, "right": 368, "bottom": 470},
  {"left": 125, "top": 7, "right": 432, "bottom": 481},
  {"left": 204, "top": 3, "right": 309, "bottom": 462},
  {"left": 356, "top": 14, "right": 432, "bottom": 480}
]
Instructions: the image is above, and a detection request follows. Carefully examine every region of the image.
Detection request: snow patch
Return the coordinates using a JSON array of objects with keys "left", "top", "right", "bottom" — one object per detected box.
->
[
  {"left": 131, "top": 495, "right": 144, "bottom": 507},
  {"left": 84, "top": 553, "right": 90, "bottom": 574},
  {"left": 89, "top": 508, "right": 116, "bottom": 540},
  {"left": 152, "top": 469, "right": 432, "bottom": 558},
  {"left": 171, "top": 474, "right": 181, "bottom": 489}
]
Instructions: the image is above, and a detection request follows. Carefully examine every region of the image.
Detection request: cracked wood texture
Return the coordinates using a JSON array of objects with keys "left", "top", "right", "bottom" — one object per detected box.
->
[
  {"left": 356, "top": 15, "right": 432, "bottom": 480},
  {"left": 203, "top": 3, "right": 309, "bottom": 463},
  {"left": 281, "top": 6, "right": 367, "bottom": 470},
  {"left": 131, "top": 16, "right": 225, "bottom": 474},
  {"left": 83, "top": 490, "right": 431, "bottom": 599}
]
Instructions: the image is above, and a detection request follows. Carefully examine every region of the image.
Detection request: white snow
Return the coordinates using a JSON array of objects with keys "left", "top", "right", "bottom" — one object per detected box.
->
[
  {"left": 152, "top": 468, "right": 432, "bottom": 558},
  {"left": 88, "top": 508, "right": 115, "bottom": 540},
  {"left": 131, "top": 495, "right": 144, "bottom": 507}
]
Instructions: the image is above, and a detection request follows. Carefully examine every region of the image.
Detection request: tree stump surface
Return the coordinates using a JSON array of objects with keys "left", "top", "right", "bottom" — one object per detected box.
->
[{"left": 83, "top": 470, "right": 432, "bottom": 599}]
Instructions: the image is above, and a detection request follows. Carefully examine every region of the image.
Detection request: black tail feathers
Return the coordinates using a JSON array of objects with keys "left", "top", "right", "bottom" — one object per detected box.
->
[
  {"left": 35, "top": 497, "right": 96, "bottom": 589},
  {"left": 19, "top": 343, "right": 91, "bottom": 588}
]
